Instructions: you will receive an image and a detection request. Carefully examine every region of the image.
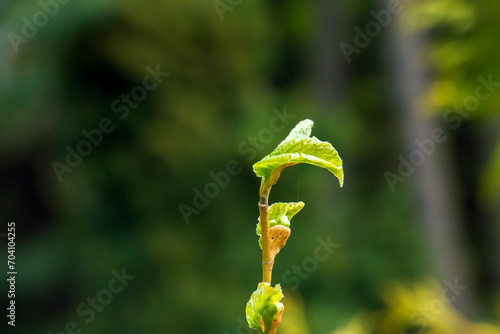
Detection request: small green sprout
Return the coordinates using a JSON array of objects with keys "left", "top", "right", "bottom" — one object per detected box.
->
[{"left": 245, "top": 119, "right": 343, "bottom": 334}]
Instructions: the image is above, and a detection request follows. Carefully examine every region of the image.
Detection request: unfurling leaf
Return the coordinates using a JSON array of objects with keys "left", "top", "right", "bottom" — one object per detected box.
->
[
  {"left": 253, "top": 119, "right": 343, "bottom": 196},
  {"left": 246, "top": 283, "right": 284, "bottom": 334},
  {"left": 256, "top": 202, "right": 305, "bottom": 250},
  {"left": 266, "top": 303, "right": 284, "bottom": 334},
  {"left": 268, "top": 225, "right": 290, "bottom": 259}
]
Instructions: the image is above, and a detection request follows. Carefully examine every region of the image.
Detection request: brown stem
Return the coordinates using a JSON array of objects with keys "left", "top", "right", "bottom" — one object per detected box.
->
[{"left": 259, "top": 195, "right": 273, "bottom": 283}]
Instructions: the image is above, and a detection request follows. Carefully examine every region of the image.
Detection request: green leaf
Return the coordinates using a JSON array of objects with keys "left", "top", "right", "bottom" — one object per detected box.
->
[
  {"left": 256, "top": 202, "right": 304, "bottom": 248},
  {"left": 253, "top": 119, "right": 343, "bottom": 196},
  {"left": 246, "top": 282, "right": 284, "bottom": 334}
]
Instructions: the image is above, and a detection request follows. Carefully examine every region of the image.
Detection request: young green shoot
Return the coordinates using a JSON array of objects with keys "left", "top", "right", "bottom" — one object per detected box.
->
[{"left": 245, "top": 119, "right": 343, "bottom": 334}]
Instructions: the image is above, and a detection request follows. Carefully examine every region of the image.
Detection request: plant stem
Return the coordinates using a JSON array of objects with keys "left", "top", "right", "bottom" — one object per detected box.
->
[{"left": 259, "top": 195, "right": 273, "bottom": 283}]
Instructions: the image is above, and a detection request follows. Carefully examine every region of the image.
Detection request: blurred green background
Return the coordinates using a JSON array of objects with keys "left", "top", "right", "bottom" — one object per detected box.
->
[{"left": 1, "top": 0, "right": 500, "bottom": 333}]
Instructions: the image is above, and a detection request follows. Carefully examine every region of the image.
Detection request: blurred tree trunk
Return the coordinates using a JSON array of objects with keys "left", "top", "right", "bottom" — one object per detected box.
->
[
  {"left": 312, "top": 0, "right": 346, "bottom": 103},
  {"left": 484, "top": 125, "right": 500, "bottom": 293},
  {"left": 493, "top": 204, "right": 500, "bottom": 289},
  {"left": 388, "top": 25, "right": 477, "bottom": 317}
]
